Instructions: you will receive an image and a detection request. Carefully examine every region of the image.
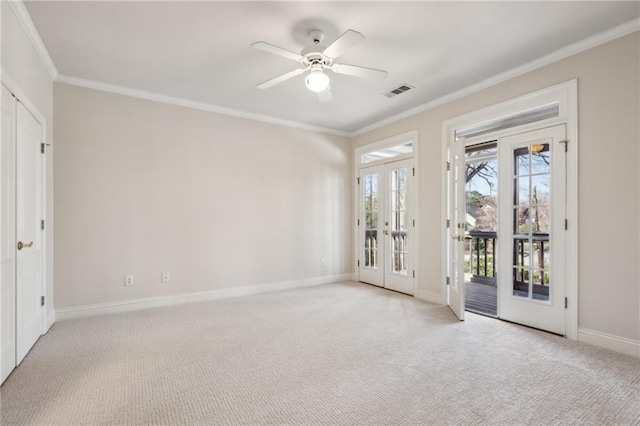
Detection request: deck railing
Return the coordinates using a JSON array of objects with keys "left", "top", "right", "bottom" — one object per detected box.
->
[
  {"left": 513, "top": 233, "right": 550, "bottom": 297},
  {"left": 467, "top": 231, "right": 497, "bottom": 286}
]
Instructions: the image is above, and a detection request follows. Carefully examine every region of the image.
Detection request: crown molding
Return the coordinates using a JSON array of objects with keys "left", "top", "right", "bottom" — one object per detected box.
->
[
  {"left": 351, "top": 18, "right": 640, "bottom": 137},
  {"left": 12, "top": 0, "right": 637, "bottom": 139},
  {"left": 55, "top": 75, "right": 350, "bottom": 137},
  {"left": 7, "top": 0, "right": 59, "bottom": 80}
]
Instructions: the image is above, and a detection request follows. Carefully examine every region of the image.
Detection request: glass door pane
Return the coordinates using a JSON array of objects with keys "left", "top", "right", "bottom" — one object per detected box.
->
[
  {"left": 359, "top": 168, "right": 384, "bottom": 287},
  {"left": 389, "top": 167, "right": 408, "bottom": 275},
  {"left": 363, "top": 173, "right": 379, "bottom": 270},
  {"left": 512, "top": 143, "right": 551, "bottom": 302}
]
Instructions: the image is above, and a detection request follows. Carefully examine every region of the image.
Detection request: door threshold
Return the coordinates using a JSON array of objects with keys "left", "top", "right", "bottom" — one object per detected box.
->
[
  {"left": 497, "top": 317, "right": 566, "bottom": 338},
  {"left": 465, "top": 308, "right": 498, "bottom": 319}
]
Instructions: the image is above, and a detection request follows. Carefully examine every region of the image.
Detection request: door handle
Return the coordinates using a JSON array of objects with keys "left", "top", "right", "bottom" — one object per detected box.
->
[{"left": 17, "top": 241, "right": 34, "bottom": 250}]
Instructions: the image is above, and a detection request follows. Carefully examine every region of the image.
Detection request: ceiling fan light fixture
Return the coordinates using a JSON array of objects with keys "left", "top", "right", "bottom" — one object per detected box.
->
[{"left": 305, "top": 70, "right": 330, "bottom": 93}]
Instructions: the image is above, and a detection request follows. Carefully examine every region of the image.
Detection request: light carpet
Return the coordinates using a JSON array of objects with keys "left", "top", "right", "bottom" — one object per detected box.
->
[{"left": 1, "top": 281, "right": 639, "bottom": 425}]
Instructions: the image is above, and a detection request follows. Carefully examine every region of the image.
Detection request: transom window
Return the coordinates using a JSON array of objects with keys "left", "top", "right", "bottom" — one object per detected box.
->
[{"left": 361, "top": 142, "right": 413, "bottom": 164}]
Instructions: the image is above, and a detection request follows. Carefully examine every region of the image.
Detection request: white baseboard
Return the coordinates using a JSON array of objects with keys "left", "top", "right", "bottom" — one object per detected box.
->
[
  {"left": 416, "top": 289, "right": 444, "bottom": 305},
  {"left": 578, "top": 328, "right": 640, "bottom": 358},
  {"left": 56, "top": 274, "right": 352, "bottom": 321},
  {"left": 45, "top": 310, "right": 56, "bottom": 332}
]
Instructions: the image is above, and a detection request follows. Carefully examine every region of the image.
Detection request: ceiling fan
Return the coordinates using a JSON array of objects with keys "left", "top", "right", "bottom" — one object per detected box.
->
[{"left": 251, "top": 29, "right": 388, "bottom": 102}]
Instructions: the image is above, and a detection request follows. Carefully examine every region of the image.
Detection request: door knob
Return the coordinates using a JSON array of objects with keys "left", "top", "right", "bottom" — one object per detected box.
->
[{"left": 17, "top": 241, "right": 34, "bottom": 250}]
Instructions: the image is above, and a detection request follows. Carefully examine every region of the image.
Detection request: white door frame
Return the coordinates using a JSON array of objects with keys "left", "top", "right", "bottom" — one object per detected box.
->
[
  {"left": 441, "top": 80, "right": 578, "bottom": 340},
  {"left": 354, "top": 130, "right": 419, "bottom": 295},
  {"left": 1, "top": 71, "right": 49, "bottom": 367}
]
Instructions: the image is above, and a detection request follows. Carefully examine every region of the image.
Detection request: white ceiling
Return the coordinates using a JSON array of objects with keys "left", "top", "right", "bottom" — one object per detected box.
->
[{"left": 24, "top": 1, "right": 640, "bottom": 134}]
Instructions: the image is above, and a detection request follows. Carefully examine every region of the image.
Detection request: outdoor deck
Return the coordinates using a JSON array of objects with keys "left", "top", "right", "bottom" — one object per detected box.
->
[{"left": 465, "top": 281, "right": 497, "bottom": 317}]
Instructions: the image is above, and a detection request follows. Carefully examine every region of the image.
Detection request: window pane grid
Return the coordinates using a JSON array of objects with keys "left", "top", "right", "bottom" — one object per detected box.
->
[
  {"left": 390, "top": 168, "right": 408, "bottom": 275},
  {"left": 512, "top": 143, "right": 551, "bottom": 301},
  {"left": 363, "top": 173, "right": 379, "bottom": 269}
]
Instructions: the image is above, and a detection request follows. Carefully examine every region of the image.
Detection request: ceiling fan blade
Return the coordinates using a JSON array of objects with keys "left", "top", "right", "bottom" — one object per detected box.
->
[
  {"left": 322, "top": 29, "right": 365, "bottom": 59},
  {"left": 251, "top": 42, "right": 304, "bottom": 62},
  {"left": 331, "top": 63, "right": 388, "bottom": 81},
  {"left": 256, "top": 68, "right": 306, "bottom": 89},
  {"left": 318, "top": 88, "right": 332, "bottom": 103}
]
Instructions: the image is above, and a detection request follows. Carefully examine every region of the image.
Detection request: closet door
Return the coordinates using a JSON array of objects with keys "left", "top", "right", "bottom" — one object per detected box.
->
[{"left": 16, "top": 101, "right": 44, "bottom": 363}]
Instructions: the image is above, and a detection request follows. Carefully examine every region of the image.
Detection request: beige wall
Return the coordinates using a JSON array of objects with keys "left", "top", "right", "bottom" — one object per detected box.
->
[
  {"left": 53, "top": 83, "right": 352, "bottom": 308},
  {"left": 1, "top": 2, "right": 55, "bottom": 325},
  {"left": 352, "top": 33, "right": 640, "bottom": 342}
]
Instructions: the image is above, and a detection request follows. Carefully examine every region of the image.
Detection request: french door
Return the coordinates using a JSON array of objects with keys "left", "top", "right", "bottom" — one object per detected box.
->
[
  {"left": 448, "top": 125, "right": 567, "bottom": 335},
  {"left": 497, "top": 125, "right": 567, "bottom": 335},
  {"left": 358, "top": 158, "right": 415, "bottom": 295},
  {"left": 16, "top": 100, "right": 45, "bottom": 361},
  {"left": 447, "top": 139, "right": 466, "bottom": 319},
  {"left": 1, "top": 83, "right": 45, "bottom": 384}
]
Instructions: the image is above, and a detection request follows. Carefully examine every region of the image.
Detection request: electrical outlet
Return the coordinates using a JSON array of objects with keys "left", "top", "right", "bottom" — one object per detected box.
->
[
  {"left": 125, "top": 275, "right": 134, "bottom": 287},
  {"left": 161, "top": 272, "right": 170, "bottom": 283},
  {"left": 321, "top": 258, "right": 326, "bottom": 268}
]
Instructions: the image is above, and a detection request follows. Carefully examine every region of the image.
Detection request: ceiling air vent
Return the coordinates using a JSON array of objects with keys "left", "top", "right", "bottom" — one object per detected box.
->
[{"left": 385, "top": 84, "right": 413, "bottom": 98}]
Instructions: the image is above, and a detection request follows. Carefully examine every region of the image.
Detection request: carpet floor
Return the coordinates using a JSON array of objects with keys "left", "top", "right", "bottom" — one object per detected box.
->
[{"left": 1, "top": 281, "right": 639, "bottom": 425}]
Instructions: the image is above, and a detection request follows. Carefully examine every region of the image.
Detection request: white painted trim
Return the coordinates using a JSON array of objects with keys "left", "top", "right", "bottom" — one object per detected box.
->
[
  {"left": 55, "top": 76, "right": 349, "bottom": 137},
  {"left": 352, "top": 18, "right": 639, "bottom": 137},
  {"left": 55, "top": 274, "right": 353, "bottom": 321},
  {"left": 564, "top": 81, "right": 579, "bottom": 341},
  {"left": 416, "top": 290, "right": 444, "bottom": 305},
  {"left": 1, "top": 69, "right": 47, "bottom": 128},
  {"left": 355, "top": 130, "right": 418, "bottom": 168},
  {"left": 440, "top": 120, "right": 450, "bottom": 313},
  {"left": 6, "top": 0, "right": 59, "bottom": 80},
  {"left": 45, "top": 311, "right": 55, "bottom": 333},
  {"left": 578, "top": 328, "right": 640, "bottom": 358}
]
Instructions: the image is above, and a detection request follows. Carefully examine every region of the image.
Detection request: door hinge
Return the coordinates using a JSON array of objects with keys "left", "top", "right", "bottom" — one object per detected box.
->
[
  {"left": 41, "top": 219, "right": 45, "bottom": 230},
  {"left": 560, "top": 140, "right": 568, "bottom": 152},
  {"left": 565, "top": 219, "right": 568, "bottom": 230},
  {"left": 446, "top": 276, "right": 450, "bottom": 285},
  {"left": 446, "top": 219, "right": 450, "bottom": 228},
  {"left": 412, "top": 270, "right": 415, "bottom": 278},
  {"left": 357, "top": 219, "right": 360, "bottom": 226},
  {"left": 41, "top": 143, "right": 45, "bottom": 154},
  {"left": 565, "top": 297, "right": 568, "bottom": 309},
  {"left": 41, "top": 296, "right": 45, "bottom": 307},
  {"left": 357, "top": 177, "right": 360, "bottom": 185},
  {"left": 412, "top": 167, "right": 415, "bottom": 177},
  {"left": 357, "top": 260, "right": 360, "bottom": 267},
  {"left": 413, "top": 219, "right": 415, "bottom": 227},
  {"left": 446, "top": 161, "right": 450, "bottom": 171}
]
